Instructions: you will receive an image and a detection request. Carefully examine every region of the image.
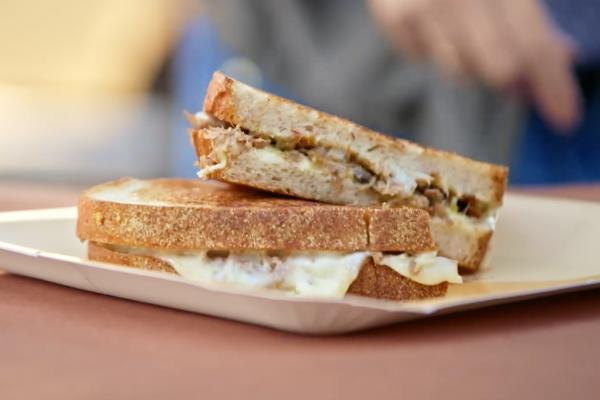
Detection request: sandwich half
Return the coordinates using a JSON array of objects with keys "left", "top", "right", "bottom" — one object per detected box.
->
[
  {"left": 77, "top": 178, "right": 461, "bottom": 300},
  {"left": 189, "top": 71, "right": 508, "bottom": 271}
]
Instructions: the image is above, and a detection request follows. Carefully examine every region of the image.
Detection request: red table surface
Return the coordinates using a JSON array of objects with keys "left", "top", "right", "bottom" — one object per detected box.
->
[{"left": 1, "top": 182, "right": 599, "bottom": 400}]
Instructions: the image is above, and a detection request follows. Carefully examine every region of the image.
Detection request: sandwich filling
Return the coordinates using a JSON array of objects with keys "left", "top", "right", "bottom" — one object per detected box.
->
[
  {"left": 190, "top": 113, "right": 498, "bottom": 228},
  {"left": 106, "top": 244, "right": 461, "bottom": 298}
]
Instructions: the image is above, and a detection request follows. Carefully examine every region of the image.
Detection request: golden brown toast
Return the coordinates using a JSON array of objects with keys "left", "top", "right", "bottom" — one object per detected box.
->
[{"left": 77, "top": 178, "right": 435, "bottom": 252}]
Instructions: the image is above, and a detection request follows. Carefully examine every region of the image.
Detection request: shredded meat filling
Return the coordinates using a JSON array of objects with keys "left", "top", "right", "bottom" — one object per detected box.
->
[
  {"left": 353, "top": 165, "right": 375, "bottom": 184},
  {"left": 206, "top": 126, "right": 491, "bottom": 221}
]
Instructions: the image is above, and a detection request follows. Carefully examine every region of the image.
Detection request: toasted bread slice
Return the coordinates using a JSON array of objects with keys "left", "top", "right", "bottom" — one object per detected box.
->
[
  {"left": 77, "top": 178, "right": 435, "bottom": 252},
  {"left": 190, "top": 72, "right": 508, "bottom": 270},
  {"left": 88, "top": 241, "right": 448, "bottom": 301},
  {"left": 200, "top": 71, "right": 507, "bottom": 203}
]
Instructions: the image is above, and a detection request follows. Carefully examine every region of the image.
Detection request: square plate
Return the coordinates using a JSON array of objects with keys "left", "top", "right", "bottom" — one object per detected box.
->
[{"left": 0, "top": 193, "right": 599, "bottom": 334}]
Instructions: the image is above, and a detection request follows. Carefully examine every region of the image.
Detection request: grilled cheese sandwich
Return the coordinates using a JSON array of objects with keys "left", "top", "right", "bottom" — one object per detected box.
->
[{"left": 78, "top": 178, "right": 461, "bottom": 301}]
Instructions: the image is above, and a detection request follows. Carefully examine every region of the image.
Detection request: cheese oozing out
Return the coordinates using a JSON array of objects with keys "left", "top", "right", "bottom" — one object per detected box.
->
[
  {"left": 160, "top": 251, "right": 370, "bottom": 297},
  {"left": 114, "top": 245, "right": 461, "bottom": 298}
]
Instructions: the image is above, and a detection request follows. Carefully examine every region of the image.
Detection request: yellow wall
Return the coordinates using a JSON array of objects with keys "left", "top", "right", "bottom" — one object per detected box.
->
[{"left": 0, "top": 0, "right": 189, "bottom": 94}]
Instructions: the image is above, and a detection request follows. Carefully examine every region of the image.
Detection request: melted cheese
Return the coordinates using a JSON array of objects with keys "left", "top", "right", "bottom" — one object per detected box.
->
[
  {"left": 383, "top": 163, "right": 432, "bottom": 197},
  {"left": 197, "top": 159, "right": 227, "bottom": 179},
  {"left": 278, "top": 252, "right": 369, "bottom": 296},
  {"left": 160, "top": 251, "right": 368, "bottom": 297},
  {"left": 377, "top": 252, "right": 462, "bottom": 285},
  {"left": 251, "top": 147, "right": 312, "bottom": 171},
  {"left": 255, "top": 147, "right": 287, "bottom": 164},
  {"left": 444, "top": 207, "right": 498, "bottom": 230},
  {"left": 152, "top": 250, "right": 461, "bottom": 297},
  {"left": 190, "top": 111, "right": 225, "bottom": 129}
]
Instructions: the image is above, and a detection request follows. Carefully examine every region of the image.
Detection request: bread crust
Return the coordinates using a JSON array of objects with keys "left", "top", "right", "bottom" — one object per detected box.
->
[
  {"left": 88, "top": 241, "right": 177, "bottom": 273},
  {"left": 88, "top": 242, "right": 448, "bottom": 301},
  {"left": 203, "top": 71, "right": 236, "bottom": 122},
  {"left": 77, "top": 178, "right": 435, "bottom": 252},
  {"left": 347, "top": 257, "right": 448, "bottom": 300},
  {"left": 429, "top": 218, "right": 493, "bottom": 271},
  {"left": 202, "top": 71, "right": 508, "bottom": 204}
]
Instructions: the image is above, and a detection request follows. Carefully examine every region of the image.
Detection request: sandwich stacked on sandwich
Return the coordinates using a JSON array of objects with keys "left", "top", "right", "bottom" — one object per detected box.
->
[
  {"left": 77, "top": 178, "right": 461, "bottom": 300},
  {"left": 190, "top": 72, "right": 508, "bottom": 270}
]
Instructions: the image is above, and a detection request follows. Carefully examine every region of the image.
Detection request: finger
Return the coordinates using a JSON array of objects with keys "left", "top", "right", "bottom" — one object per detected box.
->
[
  {"left": 528, "top": 44, "right": 580, "bottom": 132},
  {"left": 368, "top": 0, "right": 427, "bottom": 59},
  {"left": 417, "top": 3, "right": 468, "bottom": 80},
  {"left": 497, "top": 0, "right": 581, "bottom": 131},
  {"left": 448, "top": 0, "right": 522, "bottom": 89},
  {"left": 393, "top": 15, "right": 428, "bottom": 60}
]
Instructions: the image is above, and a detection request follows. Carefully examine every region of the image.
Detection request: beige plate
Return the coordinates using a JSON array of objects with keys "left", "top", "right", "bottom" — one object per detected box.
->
[{"left": 0, "top": 193, "right": 599, "bottom": 334}]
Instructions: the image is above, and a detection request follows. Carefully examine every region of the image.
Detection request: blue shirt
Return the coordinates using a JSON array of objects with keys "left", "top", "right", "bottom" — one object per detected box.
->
[{"left": 512, "top": 0, "right": 600, "bottom": 184}]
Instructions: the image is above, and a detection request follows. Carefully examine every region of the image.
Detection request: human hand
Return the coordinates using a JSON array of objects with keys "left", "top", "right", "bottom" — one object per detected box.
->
[{"left": 368, "top": 0, "right": 581, "bottom": 132}]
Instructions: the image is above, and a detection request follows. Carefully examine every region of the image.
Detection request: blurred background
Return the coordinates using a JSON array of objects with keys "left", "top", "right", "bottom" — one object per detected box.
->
[
  {"left": 0, "top": 0, "right": 187, "bottom": 184},
  {"left": 1, "top": 0, "right": 598, "bottom": 190}
]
